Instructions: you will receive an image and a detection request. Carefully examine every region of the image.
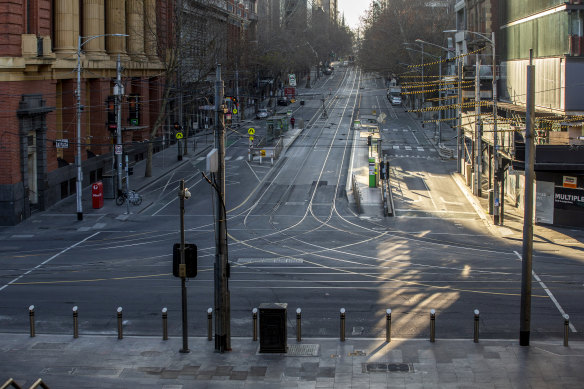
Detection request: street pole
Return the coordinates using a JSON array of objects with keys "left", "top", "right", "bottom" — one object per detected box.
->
[
  {"left": 421, "top": 42, "right": 425, "bottom": 119},
  {"left": 457, "top": 58, "right": 462, "bottom": 173},
  {"left": 438, "top": 56, "right": 442, "bottom": 143},
  {"left": 214, "top": 64, "right": 230, "bottom": 353},
  {"left": 115, "top": 55, "right": 123, "bottom": 196},
  {"left": 520, "top": 50, "right": 535, "bottom": 347},
  {"left": 492, "top": 31, "right": 500, "bottom": 225},
  {"left": 235, "top": 65, "right": 240, "bottom": 121},
  {"left": 178, "top": 179, "right": 189, "bottom": 353},
  {"left": 75, "top": 36, "right": 84, "bottom": 221},
  {"left": 177, "top": 0, "right": 183, "bottom": 160},
  {"left": 474, "top": 54, "right": 482, "bottom": 196}
]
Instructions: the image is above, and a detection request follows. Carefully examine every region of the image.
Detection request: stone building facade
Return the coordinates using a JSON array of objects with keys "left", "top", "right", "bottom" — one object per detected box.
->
[{"left": 0, "top": 0, "right": 172, "bottom": 225}]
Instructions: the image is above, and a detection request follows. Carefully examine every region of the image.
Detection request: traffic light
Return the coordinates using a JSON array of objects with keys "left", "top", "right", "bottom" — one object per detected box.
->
[
  {"left": 172, "top": 243, "right": 197, "bottom": 278},
  {"left": 128, "top": 94, "right": 139, "bottom": 126},
  {"left": 106, "top": 96, "right": 117, "bottom": 132},
  {"left": 173, "top": 122, "right": 182, "bottom": 132}
]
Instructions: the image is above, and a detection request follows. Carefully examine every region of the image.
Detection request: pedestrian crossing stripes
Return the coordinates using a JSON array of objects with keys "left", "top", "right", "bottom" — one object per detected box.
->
[
  {"left": 389, "top": 146, "right": 433, "bottom": 152},
  {"left": 197, "top": 155, "right": 244, "bottom": 162}
]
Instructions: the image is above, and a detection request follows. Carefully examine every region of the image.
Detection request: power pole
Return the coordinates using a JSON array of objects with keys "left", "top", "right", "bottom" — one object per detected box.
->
[
  {"left": 115, "top": 55, "right": 123, "bottom": 196},
  {"left": 214, "top": 64, "right": 231, "bottom": 352},
  {"left": 520, "top": 50, "right": 536, "bottom": 347}
]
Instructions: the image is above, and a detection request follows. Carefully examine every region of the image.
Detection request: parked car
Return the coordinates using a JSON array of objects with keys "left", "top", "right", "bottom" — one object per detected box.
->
[
  {"left": 277, "top": 97, "right": 289, "bottom": 106},
  {"left": 323, "top": 68, "right": 332, "bottom": 75},
  {"left": 256, "top": 108, "right": 270, "bottom": 119}
]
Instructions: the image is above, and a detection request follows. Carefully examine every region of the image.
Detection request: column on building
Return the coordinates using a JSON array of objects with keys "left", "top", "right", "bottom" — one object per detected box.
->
[
  {"left": 126, "top": 0, "right": 147, "bottom": 60},
  {"left": 144, "top": 0, "right": 158, "bottom": 60},
  {"left": 53, "top": 0, "right": 80, "bottom": 55},
  {"left": 106, "top": 0, "right": 128, "bottom": 57},
  {"left": 82, "top": 0, "right": 108, "bottom": 59}
]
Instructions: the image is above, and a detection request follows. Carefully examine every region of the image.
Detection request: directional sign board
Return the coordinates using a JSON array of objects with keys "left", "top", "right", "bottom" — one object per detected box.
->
[
  {"left": 56, "top": 139, "right": 69, "bottom": 149},
  {"left": 288, "top": 74, "right": 297, "bottom": 87}
]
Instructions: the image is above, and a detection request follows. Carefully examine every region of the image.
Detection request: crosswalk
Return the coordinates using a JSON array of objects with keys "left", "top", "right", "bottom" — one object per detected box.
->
[{"left": 390, "top": 145, "right": 433, "bottom": 152}]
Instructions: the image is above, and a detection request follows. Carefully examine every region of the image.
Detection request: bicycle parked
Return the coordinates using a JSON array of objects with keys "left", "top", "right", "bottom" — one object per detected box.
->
[{"left": 116, "top": 190, "right": 142, "bottom": 206}]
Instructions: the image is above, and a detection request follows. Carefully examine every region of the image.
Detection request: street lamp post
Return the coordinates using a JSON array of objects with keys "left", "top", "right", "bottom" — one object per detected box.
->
[
  {"left": 415, "top": 39, "right": 455, "bottom": 143},
  {"left": 405, "top": 46, "right": 440, "bottom": 134},
  {"left": 76, "top": 33, "right": 127, "bottom": 220}
]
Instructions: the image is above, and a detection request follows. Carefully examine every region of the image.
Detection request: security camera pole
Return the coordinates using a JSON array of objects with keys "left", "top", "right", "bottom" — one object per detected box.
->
[
  {"left": 214, "top": 64, "right": 231, "bottom": 352},
  {"left": 178, "top": 179, "right": 189, "bottom": 353}
]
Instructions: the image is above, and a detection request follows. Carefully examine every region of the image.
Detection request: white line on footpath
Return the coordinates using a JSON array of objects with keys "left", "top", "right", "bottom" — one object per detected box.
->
[
  {"left": 513, "top": 250, "right": 577, "bottom": 333},
  {"left": 0, "top": 232, "right": 101, "bottom": 293}
]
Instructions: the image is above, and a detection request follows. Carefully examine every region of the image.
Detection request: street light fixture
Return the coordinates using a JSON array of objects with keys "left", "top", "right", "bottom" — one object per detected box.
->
[
  {"left": 76, "top": 33, "right": 128, "bottom": 221},
  {"left": 444, "top": 29, "right": 500, "bottom": 224}
]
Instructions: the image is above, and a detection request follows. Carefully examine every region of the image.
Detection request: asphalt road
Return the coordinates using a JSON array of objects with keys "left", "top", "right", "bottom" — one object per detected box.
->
[{"left": 1, "top": 66, "right": 582, "bottom": 343}]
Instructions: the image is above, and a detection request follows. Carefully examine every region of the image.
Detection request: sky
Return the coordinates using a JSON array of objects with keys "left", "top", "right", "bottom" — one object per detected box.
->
[{"left": 337, "top": 0, "right": 370, "bottom": 30}]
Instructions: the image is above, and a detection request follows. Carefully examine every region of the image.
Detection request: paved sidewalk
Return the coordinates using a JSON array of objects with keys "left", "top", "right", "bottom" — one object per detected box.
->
[{"left": 2, "top": 334, "right": 582, "bottom": 388}]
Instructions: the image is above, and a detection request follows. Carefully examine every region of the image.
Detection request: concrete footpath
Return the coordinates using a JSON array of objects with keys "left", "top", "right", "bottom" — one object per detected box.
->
[{"left": 1, "top": 334, "right": 583, "bottom": 388}]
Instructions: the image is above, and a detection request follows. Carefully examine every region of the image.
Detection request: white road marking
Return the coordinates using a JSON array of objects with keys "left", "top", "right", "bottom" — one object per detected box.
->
[
  {"left": 513, "top": 250, "right": 577, "bottom": 333},
  {"left": 0, "top": 232, "right": 101, "bottom": 293},
  {"left": 236, "top": 156, "right": 244, "bottom": 161},
  {"left": 393, "top": 145, "right": 399, "bottom": 150},
  {"left": 10, "top": 235, "right": 33, "bottom": 238},
  {"left": 417, "top": 147, "right": 424, "bottom": 152},
  {"left": 225, "top": 156, "right": 232, "bottom": 161},
  {"left": 405, "top": 146, "right": 412, "bottom": 151},
  {"left": 196, "top": 157, "right": 205, "bottom": 161}
]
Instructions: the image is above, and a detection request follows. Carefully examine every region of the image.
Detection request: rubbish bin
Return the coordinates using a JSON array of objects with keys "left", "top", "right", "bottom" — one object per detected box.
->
[
  {"left": 259, "top": 303, "right": 287, "bottom": 353},
  {"left": 92, "top": 181, "right": 104, "bottom": 209}
]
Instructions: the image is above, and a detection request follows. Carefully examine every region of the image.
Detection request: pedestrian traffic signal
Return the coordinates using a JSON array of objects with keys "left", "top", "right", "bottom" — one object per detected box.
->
[
  {"left": 172, "top": 243, "right": 197, "bottom": 278},
  {"left": 128, "top": 94, "right": 139, "bottom": 126}
]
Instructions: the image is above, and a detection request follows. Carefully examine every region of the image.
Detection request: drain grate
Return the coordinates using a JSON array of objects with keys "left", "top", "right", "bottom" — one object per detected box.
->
[
  {"left": 286, "top": 344, "right": 319, "bottom": 357},
  {"left": 362, "top": 363, "right": 413, "bottom": 373}
]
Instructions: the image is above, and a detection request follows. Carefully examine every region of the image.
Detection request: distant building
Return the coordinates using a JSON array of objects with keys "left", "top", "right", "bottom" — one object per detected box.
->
[{"left": 452, "top": 0, "right": 584, "bottom": 228}]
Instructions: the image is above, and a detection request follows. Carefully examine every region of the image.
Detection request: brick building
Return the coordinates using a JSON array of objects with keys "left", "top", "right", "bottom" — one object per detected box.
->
[{"left": 0, "top": 0, "right": 173, "bottom": 225}]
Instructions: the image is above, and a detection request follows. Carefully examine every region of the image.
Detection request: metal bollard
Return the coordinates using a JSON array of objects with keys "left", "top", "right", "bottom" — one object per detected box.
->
[
  {"left": 430, "top": 309, "right": 436, "bottom": 343},
  {"left": 296, "top": 308, "right": 302, "bottom": 342},
  {"left": 117, "top": 307, "right": 123, "bottom": 339},
  {"left": 564, "top": 314, "right": 570, "bottom": 347},
  {"left": 73, "top": 306, "right": 79, "bottom": 338},
  {"left": 29, "top": 305, "right": 35, "bottom": 337},
  {"left": 252, "top": 308, "right": 258, "bottom": 341},
  {"left": 207, "top": 308, "right": 213, "bottom": 341},
  {"left": 340, "top": 308, "right": 346, "bottom": 342},
  {"left": 162, "top": 308, "right": 168, "bottom": 341},
  {"left": 386, "top": 309, "right": 392, "bottom": 343},
  {"left": 473, "top": 309, "right": 480, "bottom": 343}
]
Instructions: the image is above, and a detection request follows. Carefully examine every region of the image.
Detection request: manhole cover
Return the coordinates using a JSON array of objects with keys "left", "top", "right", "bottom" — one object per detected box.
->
[
  {"left": 286, "top": 344, "right": 319, "bottom": 356},
  {"left": 362, "top": 363, "right": 413, "bottom": 373}
]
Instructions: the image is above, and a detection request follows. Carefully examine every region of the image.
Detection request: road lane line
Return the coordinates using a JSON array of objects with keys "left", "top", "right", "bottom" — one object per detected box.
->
[
  {"left": 0, "top": 232, "right": 101, "bottom": 293},
  {"left": 513, "top": 250, "right": 577, "bottom": 332}
]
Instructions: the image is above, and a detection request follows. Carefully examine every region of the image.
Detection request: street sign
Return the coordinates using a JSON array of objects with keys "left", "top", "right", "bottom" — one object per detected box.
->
[
  {"left": 56, "top": 139, "right": 69, "bottom": 149},
  {"left": 115, "top": 145, "right": 123, "bottom": 155},
  {"left": 288, "top": 74, "right": 296, "bottom": 87},
  {"left": 233, "top": 108, "right": 238, "bottom": 114},
  {"left": 249, "top": 136, "right": 254, "bottom": 141},
  {"left": 176, "top": 132, "right": 183, "bottom": 139},
  {"left": 248, "top": 128, "right": 255, "bottom": 135}
]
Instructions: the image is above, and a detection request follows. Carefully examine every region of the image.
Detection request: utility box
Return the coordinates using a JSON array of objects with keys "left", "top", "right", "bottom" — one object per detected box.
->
[
  {"left": 259, "top": 303, "right": 287, "bottom": 353},
  {"left": 91, "top": 181, "right": 104, "bottom": 209},
  {"left": 102, "top": 174, "right": 115, "bottom": 199}
]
